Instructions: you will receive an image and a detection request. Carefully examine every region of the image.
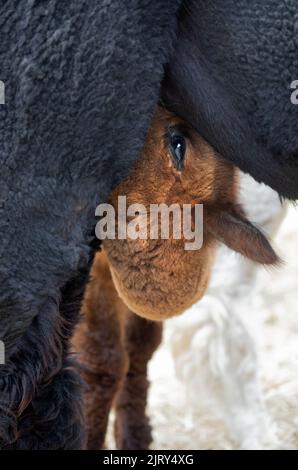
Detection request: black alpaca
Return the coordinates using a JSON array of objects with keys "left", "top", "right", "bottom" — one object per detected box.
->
[{"left": 0, "top": 0, "right": 181, "bottom": 449}]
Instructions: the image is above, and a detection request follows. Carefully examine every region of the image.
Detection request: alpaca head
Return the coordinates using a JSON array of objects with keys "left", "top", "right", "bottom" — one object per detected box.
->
[{"left": 102, "top": 108, "right": 278, "bottom": 321}]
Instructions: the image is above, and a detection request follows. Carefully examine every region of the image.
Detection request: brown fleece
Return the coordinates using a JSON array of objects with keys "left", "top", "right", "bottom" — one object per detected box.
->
[
  {"left": 104, "top": 108, "right": 278, "bottom": 321},
  {"left": 73, "top": 107, "right": 278, "bottom": 450},
  {"left": 72, "top": 251, "right": 162, "bottom": 450}
]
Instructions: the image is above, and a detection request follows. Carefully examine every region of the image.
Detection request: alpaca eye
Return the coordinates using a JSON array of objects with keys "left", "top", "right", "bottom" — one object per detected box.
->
[{"left": 168, "top": 128, "right": 186, "bottom": 170}]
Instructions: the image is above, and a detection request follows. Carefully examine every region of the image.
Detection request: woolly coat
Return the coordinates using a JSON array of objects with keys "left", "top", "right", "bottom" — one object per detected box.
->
[
  {"left": 163, "top": 0, "right": 298, "bottom": 199},
  {"left": 0, "top": 0, "right": 181, "bottom": 448},
  {"left": 0, "top": 0, "right": 297, "bottom": 449}
]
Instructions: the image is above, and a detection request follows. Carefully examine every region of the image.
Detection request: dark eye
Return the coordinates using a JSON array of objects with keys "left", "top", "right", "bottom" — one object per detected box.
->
[{"left": 168, "top": 128, "right": 186, "bottom": 170}]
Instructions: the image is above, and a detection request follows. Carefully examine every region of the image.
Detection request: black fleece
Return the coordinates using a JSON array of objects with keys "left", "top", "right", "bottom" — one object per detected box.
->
[
  {"left": 163, "top": 0, "right": 298, "bottom": 199},
  {"left": 0, "top": 0, "right": 181, "bottom": 449}
]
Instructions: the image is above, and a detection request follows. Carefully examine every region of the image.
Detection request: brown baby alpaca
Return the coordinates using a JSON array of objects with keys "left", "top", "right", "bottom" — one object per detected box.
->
[
  {"left": 73, "top": 107, "right": 278, "bottom": 449},
  {"left": 104, "top": 108, "right": 277, "bottom": 321}
]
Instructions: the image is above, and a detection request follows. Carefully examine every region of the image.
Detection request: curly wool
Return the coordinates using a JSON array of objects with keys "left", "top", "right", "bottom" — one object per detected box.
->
[{"left": 0, "top": 0, "right": 181, "bottom": 449}]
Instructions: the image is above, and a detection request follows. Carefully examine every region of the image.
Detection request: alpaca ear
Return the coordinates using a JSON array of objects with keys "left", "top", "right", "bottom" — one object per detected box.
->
[{"left": 208, "top": 209, "right": 279, "bottom": 265}]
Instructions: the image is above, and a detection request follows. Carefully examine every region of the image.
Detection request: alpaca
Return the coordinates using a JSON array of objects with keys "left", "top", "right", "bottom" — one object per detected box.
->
[
  {"left": 73, "top": 106, "right": 279, "bottom": 449},
  {"left": 103, "top": 107, "right": 278, "bottom": 321},
  {"left": 0, "top": 1, "right": 181, "bottom": 449},
  {"left": 1, "top": 1, "right": 296, "bottom": 449}
]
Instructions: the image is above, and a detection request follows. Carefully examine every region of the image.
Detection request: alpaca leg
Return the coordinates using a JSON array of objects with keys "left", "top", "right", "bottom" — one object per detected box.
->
[
  {"left": 74, "top": 318, "right": 127, "bottom": 450},
  {"left": 72, "top": 251, "right": 128, "bottom": 450},
  {"left": 114, "top": 314, "right": 162, "bottom": 450}
]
